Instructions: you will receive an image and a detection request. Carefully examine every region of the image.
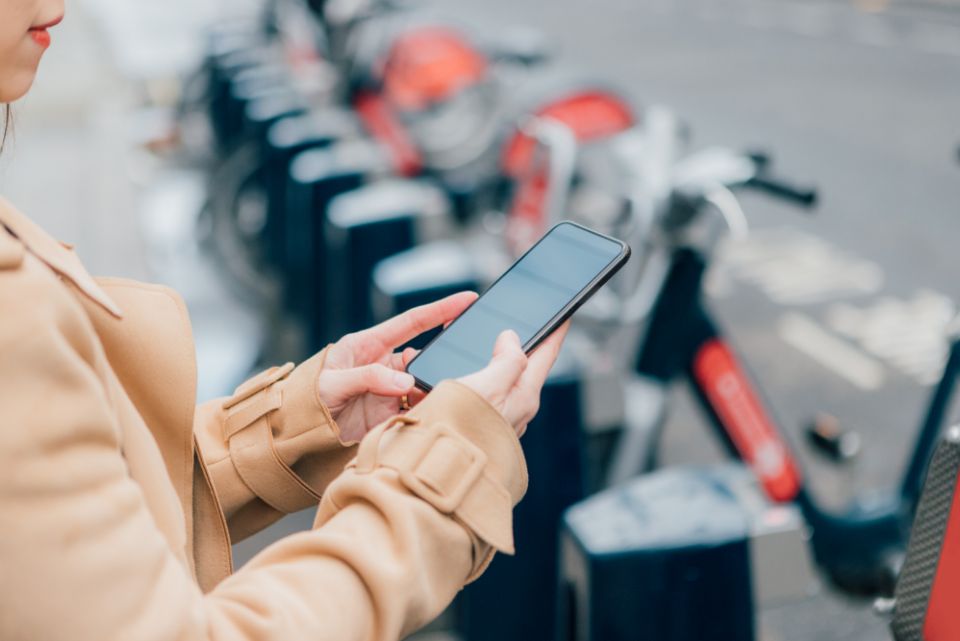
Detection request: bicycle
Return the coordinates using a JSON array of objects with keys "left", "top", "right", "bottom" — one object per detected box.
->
[{"left": 511, "top": 118, "right": 960, "bottom": 596}]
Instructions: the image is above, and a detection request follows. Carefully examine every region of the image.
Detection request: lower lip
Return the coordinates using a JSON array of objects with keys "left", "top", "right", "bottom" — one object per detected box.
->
[{"left": 30, "top": 29, "right": 51, "bottom": 48}]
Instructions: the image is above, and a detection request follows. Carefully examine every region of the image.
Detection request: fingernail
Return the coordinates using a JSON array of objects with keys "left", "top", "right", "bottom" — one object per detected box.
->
[{"left": 393, "top": 371, "right": 415, "bottom": 389}]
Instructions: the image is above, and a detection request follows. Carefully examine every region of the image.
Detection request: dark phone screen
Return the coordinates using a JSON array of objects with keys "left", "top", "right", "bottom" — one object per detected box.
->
[{"left": 407, "top": 223, "right": 625, "bottom": 388}]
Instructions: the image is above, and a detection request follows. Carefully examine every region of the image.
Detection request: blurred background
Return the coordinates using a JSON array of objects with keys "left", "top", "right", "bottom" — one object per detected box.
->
[{"left": 2, "top": 0, "right": 959, "bottom": 639}]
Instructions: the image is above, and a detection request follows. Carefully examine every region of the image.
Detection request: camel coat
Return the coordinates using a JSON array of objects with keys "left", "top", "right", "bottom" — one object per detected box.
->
[{"left": 0, "top": 197, "right": 527, "bottom": 641}]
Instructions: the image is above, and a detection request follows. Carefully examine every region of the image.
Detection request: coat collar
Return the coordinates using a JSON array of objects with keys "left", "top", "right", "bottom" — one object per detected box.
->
[{"left": 0, "top": 197, "right": 124, "bottom": 318}]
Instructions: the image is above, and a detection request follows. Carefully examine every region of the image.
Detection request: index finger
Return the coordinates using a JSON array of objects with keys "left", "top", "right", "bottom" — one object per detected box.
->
[{"left": 353, "top": 291, "right": 478, "bottom": 360}]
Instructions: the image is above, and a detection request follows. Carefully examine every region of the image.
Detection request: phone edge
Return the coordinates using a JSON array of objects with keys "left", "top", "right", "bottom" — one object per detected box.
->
[{"left": 407, "top": 221, "right": 631, "bottom": 392}]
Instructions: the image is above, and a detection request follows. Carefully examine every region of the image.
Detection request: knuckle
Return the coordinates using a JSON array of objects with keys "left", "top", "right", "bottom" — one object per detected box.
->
[
  {"left": 361, "top": 365, "right": 382, "bottom": 385},
  {"left": 507, "top": 350, "right": 527, "bottom": 367},
  {"left": 404, "top": 308, "right": 430, "bottom": 332},
  {"left": 410, "top": 300, "right": 432, "bottom": 318}
]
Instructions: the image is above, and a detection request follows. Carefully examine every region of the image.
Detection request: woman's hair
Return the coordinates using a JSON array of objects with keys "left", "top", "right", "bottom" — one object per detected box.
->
[{"left": 1, "top": 105, "right": 10, "bottom": 152}]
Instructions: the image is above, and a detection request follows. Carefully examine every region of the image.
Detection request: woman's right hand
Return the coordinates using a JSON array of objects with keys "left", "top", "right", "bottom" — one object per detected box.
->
[{"left": 457, "top": 322, "right": 570, "bottom": 437}]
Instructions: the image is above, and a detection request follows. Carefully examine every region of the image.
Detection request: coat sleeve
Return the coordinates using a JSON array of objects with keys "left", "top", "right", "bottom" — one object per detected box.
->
[
  {"left": 0, "top": 266, "right": 528, "bottom": 641},
  {"left": 194, "top": 348, "right": 360, "bottom": 541}
]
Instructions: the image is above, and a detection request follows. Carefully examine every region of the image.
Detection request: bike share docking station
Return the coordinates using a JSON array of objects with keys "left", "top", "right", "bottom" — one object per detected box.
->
[{"left": 559, "top": 465, "right": 817, "bottom": 641}]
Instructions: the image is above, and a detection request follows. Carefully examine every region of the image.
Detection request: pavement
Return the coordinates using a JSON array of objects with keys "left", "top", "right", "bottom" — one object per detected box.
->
[{"left": 2, "top": 0, "right": 958, "bottom": 639}]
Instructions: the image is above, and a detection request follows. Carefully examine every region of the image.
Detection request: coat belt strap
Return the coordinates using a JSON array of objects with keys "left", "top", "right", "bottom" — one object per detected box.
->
[
  {"left": 223, "top": 363, "right": 322, "bottom": 514},
  {"left": 228, "top": 413, "right": 322, "bottom": 514},
  {"left": 348, "top": 418, "right": 515, "bottom": 554}
]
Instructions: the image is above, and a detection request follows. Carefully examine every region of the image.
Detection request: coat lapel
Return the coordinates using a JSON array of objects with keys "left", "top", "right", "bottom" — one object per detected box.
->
[
  {"left": 0, "top": 197, "right": 221, "bottom": 575},
  {"left": 0, "top": 198, "right": 123, "bottom": 318}
]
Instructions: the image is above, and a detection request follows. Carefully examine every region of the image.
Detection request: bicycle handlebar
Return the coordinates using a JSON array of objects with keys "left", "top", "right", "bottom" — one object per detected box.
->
[{"left": 744, "top": 175, "right": 818, "bottom": 209}]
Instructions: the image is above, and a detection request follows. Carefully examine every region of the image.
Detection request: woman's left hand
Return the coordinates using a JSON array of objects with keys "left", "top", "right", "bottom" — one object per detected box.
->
[{"left": 317, "top": 291, "right": 477, "bottom": 443}]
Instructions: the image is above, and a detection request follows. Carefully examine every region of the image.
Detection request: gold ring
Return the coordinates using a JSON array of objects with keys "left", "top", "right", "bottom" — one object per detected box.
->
[{"left": 399, "top": 394, "right": 411, "bottom": 412}]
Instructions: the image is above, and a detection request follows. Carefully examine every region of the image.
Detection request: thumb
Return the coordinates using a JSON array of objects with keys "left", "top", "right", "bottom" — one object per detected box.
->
[
  {"left": 325, "top": 363, "right": 415, "bottom": 403},
  {"left": 466, "top": 330, "right": 528, "bottom": 393},
  {"left": 493, "top": 329, "right": 524, "bottom": 361}
]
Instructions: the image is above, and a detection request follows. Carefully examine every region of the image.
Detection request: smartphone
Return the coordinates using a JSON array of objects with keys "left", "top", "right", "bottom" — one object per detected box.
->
[{"left": 406, "top": 221, "right": 631, "bottom": 391}]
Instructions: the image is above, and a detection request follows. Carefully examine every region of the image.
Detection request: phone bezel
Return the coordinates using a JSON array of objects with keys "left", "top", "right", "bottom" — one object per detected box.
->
[{"left": 405, "top": 221, "right": 632, "bottom": 392}]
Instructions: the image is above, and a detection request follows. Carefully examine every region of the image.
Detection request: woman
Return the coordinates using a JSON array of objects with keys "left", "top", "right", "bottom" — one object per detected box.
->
[{"left": 0, "top": 2, "right": 569, "bottom": 639}]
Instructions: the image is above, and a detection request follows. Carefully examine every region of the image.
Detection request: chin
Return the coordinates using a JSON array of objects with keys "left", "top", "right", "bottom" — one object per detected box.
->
[{"left": 0, "top": 70, "right": 38, "bottom": 103}]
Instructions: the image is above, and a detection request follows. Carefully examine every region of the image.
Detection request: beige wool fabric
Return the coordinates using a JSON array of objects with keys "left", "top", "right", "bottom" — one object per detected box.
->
[{"left": 0, "top": 197, "right": 527, "bottom": 641}]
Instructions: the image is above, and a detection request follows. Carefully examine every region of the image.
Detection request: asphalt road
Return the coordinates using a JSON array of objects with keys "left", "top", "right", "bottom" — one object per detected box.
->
[{"left": 441, "top": 0, "right": 960, "bottom": 639}]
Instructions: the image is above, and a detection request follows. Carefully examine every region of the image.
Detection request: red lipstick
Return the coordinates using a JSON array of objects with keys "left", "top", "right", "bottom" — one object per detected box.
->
[
  {"left": 30, "top": 30, "right": 51, "bottom": 48},
  {"left": 29, "top": 15, "right": 63, "bottom": 49}
]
